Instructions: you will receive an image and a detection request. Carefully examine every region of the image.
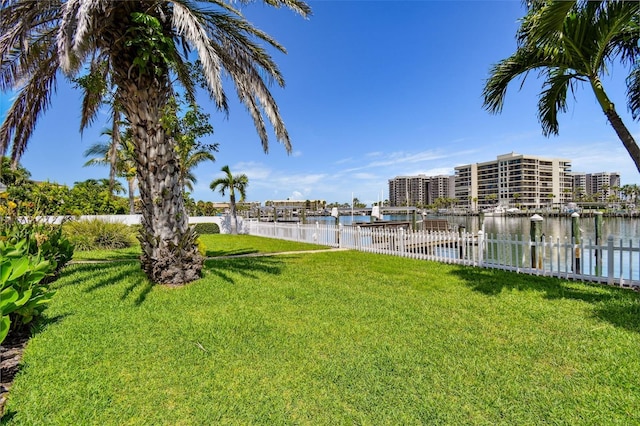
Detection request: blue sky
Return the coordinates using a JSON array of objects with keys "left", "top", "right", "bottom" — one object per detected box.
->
[{"left": 1, "top": 0, "right": 639, "bottom": 206}]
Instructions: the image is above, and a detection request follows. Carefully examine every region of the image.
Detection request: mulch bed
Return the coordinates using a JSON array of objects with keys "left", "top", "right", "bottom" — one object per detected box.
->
[{"left": 0, "top": 330, "right": 30, "bottom": 417}]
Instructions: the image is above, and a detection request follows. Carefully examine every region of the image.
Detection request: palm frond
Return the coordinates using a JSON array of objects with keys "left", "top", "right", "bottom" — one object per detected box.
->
[
  {"left": 260, "top": 0, "right": 312, "bottom": 18},
  {"left": 0, "top": 44, "right": 58, "bottom": 161},
  {"left": 627, "top": 65, "right": 640, "bottom": 121},
  {"left": 172, "top": 1, "right": 226, "bottom": 110},
  {"left": 56, "top": 0, "right": 81, "bottom": 73},
  {"left": 483, "top": 47, "right": 553, "bottom": 114},
  {"left": 518, "top": 0, "right": 577, "bottom": 47},
  {"left": 78, "top": 58, "right": 110, "bottom": 131},
  {"left": 537, "top": 68, "right": 573, "bottom": 136}
]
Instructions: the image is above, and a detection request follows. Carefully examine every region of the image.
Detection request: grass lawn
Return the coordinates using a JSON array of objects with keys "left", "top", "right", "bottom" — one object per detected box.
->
[
  {"left": 3, "top": 237, "right": 640, "bottom": 424},
  {"left": 71, "top": 234, "right": 329, "bottom": 261}
]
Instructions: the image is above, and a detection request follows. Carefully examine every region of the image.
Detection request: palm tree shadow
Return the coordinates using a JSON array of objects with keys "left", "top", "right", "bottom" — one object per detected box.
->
[
  {"left": 205, "top": 248, "right": 259, "bottom": 257},
  {"left": 55, "top": 262, "right": 153, "bottom": 306},
  {"left": 203, "top": 255, "right": 286, "bottom": 284},
  {"left": 451, "top": 266, "right": 640, "bottom": 333}
]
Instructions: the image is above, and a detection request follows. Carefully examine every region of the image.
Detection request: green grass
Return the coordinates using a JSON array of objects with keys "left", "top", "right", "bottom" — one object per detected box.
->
[
  {"left": 71, "top": 234, "right": 328, "bottom": 261},
  {"left": 3, "top": 240, "right": 640, "bottom": 425}
]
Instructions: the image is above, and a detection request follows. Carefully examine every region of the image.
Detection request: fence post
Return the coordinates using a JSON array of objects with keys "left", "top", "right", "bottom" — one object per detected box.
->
[
  {"left": 458, "top": 225, "right": 466, "bottom": 260},
  {"left": 594, "top": 212, "right": 603, "bottom": 276},
  {"left": 571, "top": 212, "right": 581, "bottom": 274},
  {"left": 477, "top": 230, "right": 484, "bottom": 267},
  {"left": 530, "top": 214, "right": 544, "bottom": 269},
  {"left": 607, "top": 235, "right": 614, "bottom": 285},
  {"left": 338, "top": 223, "right": 342, "bottom": 248}
]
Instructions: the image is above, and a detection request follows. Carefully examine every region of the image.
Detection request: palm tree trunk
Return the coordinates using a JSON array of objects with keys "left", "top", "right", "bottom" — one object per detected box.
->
[
  {"left": 603, "top": 108, "right": 640, "bottom": 174},
  {"left": 590, "top": 78, "right": 640, "bottom": 174},
  {"left": 230, "top": 193, "right": 238, "bottom": 235},
  {"left": 127, "top": 177, "right": 136, "bottom": 215},
  {"left": 120, "top": 81, "right": 203, "bottom": 284}
]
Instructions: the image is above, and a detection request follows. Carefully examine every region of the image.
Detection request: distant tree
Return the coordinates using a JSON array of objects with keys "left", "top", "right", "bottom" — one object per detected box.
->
[
  {"left": 163, "top": 97, "right": 217, "bottom": 192},
  {"left": 210, "top": 166, "right": 248, "bottom": 235},
  {"left": 69, "top": 179, "right": 127, "bottom": 215},
  {"left": 483, "top": 0, "right": 640, "bottom": 172},
  {"left": 352, "top": 197, "right": 366, "bottom": 209},
  {"left": 0, "top": 157, "right": 31, "bottom": 187},
  {"left": 84, "top": 128, "right": 138, "bottom": 214}
]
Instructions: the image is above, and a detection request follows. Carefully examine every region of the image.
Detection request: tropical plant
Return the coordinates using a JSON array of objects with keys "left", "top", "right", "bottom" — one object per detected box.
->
[
  {"left": 0, "top": 0, "right": 311, "bottom": 284},
  {"left": 68, "top": 179, "right": 127, "bottom": 215},
  {"left": 84, "top": 128, "right": 138, "bottom": 214},
  {"left": 62, "top": 219, "right": 137, "bottom": 251},
  {"left": 483, "top": 0, "right": 640, "bottom": 172},
  {"left": 163, "top": 97, "right": 217, "bottom": 192},
  {"left": 210, "top": 165, "right": 248, "bottom": 235},
  {"left": 0, "top": 240, "right": 56, "bottom": 344}
]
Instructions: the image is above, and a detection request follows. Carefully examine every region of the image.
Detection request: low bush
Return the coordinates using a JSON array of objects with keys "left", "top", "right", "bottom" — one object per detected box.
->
[
  {"left": 193, "top": 222, "right": 220, "bottom": 234},
  {"left": 62, "top": 219, "right": 137, "bottom": 251},
  {"left": 0, "top": 238, "right": 57, "bottom": 344},
  {"left": 0, "top": 194, "right": 74, "bottom": 280}
]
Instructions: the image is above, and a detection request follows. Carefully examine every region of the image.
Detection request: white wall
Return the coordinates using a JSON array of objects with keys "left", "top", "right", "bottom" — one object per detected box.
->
[{"left": 39, "top": 215, "right": 247, "bottom": 234}]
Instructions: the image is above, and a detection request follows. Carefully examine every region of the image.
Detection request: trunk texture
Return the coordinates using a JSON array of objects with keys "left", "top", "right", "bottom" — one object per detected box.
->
[
  {"left": 106, "top": 7, "right": 203, "bottom": 284},
  {"left": 124, "top": 82, "right": 203, "bottom": 284},
  {"left": 590, "top": 77, "right": 640, "bottom": 174},
  {"left": 604, "top": 108, "right": 640, "bottom": 174},
  {"left": 127, "top": 178, "right": 136, "bottom": 215},
  {"left": 230, "top": 193, "right": 238, "bottom": 235}
]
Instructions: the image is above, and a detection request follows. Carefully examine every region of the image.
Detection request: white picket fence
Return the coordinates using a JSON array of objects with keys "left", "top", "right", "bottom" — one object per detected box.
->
[{"left": 247, "top": 221, "right": 640, "bottom": 288}]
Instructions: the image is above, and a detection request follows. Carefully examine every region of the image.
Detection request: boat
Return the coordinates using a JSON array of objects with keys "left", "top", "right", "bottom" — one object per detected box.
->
[{"left": 483, "top": 205, "right": 506, "bottom": 217}]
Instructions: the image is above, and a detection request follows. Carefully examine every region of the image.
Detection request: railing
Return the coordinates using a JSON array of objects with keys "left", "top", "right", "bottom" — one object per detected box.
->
[{"left": 246, "top": 221, "right": 640, "bottom": 288}]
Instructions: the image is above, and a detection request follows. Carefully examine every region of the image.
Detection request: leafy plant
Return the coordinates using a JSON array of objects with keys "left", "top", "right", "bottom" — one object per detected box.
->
[
  {"left": 0, "top": 238, "right": 56, "bottom": 344},
  {"left": 0, "top": 194, "right": 74, "bottom": 279}
]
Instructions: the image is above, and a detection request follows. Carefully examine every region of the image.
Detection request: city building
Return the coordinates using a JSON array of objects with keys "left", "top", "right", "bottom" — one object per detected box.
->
[
  {"left": 454, "top": 152, "right": 572, "bottom": 210},
  {"left": 571, "top": 171, "right": 621, "bottom": 202},
  {"left": 388, "top": 175, "right": 454, "bottom": 207}
]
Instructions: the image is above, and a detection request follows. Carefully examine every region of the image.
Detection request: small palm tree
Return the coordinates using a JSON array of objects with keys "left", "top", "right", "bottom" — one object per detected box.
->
[
  {"left": 483, "top": 0, "right": 640, "bottom": 172},
  {"left": 210, "top": 166, "right": 248, "bottom": 235},
  {"left": 84, "top": 128, "right": 138, "bottom": 214},
  {"left": 170, "top": 101, "right": 217, "bottom": 192}
]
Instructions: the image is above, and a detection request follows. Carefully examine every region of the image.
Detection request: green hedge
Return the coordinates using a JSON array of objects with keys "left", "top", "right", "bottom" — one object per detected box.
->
[{"left": 193, "top": 222, "right": 220, "bottom": 234}]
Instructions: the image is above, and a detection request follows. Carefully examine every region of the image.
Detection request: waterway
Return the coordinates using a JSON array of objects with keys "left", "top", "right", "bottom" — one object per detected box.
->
[{"left": 309, "top": 214, "right": 640, "bottom": 242}]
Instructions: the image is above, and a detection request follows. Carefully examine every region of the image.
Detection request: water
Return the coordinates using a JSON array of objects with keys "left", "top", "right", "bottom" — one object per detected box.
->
[
  {"left": 446, "top": 215, "right": 640, "bottom": 242},
  {"left": 289, "top": 213, "right": 640, "bottom": 282},
  {"left": 309, "top": 214, "right": 639, "bottom": 241}
]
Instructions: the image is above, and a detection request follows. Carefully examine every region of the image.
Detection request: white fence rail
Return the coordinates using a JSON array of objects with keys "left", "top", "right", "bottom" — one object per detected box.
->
[{"left": 247, "top": 221, "right": 640, "bottom": 288}]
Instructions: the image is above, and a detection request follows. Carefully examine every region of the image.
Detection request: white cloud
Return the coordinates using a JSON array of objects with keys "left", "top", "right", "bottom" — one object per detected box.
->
[{"left": 233, "top": 161, "right": 272, "bottom": 180}]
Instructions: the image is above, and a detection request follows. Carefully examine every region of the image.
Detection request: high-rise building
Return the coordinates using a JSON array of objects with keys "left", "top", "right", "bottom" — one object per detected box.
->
[
  {"left": 454, "top": 152, "right": 572, "bottom": 209},
  {"left": 388, "top": 174, "right": 454, "bottom": 207},
  {"left": 571, "top": 171, "right": 621, "bottom": 202}
]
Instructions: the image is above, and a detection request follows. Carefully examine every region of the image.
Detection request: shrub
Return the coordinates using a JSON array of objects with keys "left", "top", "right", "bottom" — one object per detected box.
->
[
  {"left": 62, "top": 219, "right": 137, "bottom": 251},
  {"left": 193, "top": 222, "right": 220, "bottom": 235},
  {"left": 0, "top": 194, "right": 74, "bottom": 280},
  {"left": 0, "top": 238, "right": 57, "bottom": 344}
]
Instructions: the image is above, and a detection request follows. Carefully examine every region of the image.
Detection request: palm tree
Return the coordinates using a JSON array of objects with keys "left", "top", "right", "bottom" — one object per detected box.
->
[
  {"left": 483, "top": 0, "right": 640, "bottom": 172},
  {"left": 170, "top": 100, "right": 217, "bottom": 192},
  {"left": 210, "top": 165, "right": 248, "bottom": 235},
  {"left": 0, "top": 0, "right": 311, "bottom": 284},
  {"left": 84, "top": 128, "right": 138, "bottom": 214}
]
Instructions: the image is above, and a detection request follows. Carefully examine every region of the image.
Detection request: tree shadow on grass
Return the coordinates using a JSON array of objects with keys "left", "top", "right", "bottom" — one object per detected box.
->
[
  {"left": 55, "top": 261, "right": 153, "bottom": 306},
  {"left": 203, "top": 255, "right": 287, "bottom": 284},
  {"left": 204, "top": 247, "right": 259, "bottom": 257},
  {"left": 450, "top": 265, "right": 640, "bottom": 333}
]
